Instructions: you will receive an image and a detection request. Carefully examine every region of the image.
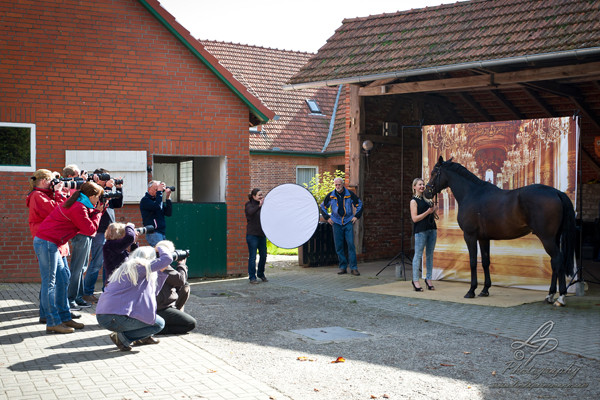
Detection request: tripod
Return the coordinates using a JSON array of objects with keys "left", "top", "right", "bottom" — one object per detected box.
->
[{"left": 376, "top": 124, "right": 422, "bottom": 277}]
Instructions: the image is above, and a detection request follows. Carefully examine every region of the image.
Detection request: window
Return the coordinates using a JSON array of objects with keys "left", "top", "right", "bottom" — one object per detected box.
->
[
  {"left": 0, "top": 122, "right": 36, "bottom": 172},
  {"left": 179, "top": 160, "right": 193, "bottom": 201},
  {"left": 305, "top": 99, "right": 322, "bottom": 114},
  {"left": 297, "top": 166, "right": 318, "bottom": 188}
]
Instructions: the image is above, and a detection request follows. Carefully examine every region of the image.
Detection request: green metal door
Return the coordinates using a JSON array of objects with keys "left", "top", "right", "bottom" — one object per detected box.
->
[{"left": 166, "top": 203, "right": 227, "bottom": 278}]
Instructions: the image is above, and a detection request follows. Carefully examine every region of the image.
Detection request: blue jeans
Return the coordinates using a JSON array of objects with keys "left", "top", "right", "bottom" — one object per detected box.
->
[
  {"left": 246, "top": 234, "right": 267, "bottom": 281},
  {"left": 68, "top": 234, "right": 92, "bottom": 303},
  {"left": 33, "top": 237, "right": 72, "bottom": 327},
  {"left": 96, "top": 313, "right": 165, "bottom": 348},
  {"left": 84, "top": 232, "right": 105, "bottom": 296},
  {"left": 413, "top": 229, "right": 437, "bottom": 281},
  {"left": 333, "top": 223, "right": 357, "bottom": 271},
  {"left": 146, "top": 231, "right": 166, "bottom": 247}
]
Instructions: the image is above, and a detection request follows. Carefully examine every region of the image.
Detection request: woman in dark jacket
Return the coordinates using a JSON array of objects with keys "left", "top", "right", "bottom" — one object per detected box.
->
[{"left": 244, "top": 188, "right": 268, "bottom": 284}]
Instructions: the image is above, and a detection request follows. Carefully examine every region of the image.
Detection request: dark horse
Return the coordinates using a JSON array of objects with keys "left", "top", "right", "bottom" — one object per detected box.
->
[{"left": 424, "top": 156, "right": 576, "bottom": 306}]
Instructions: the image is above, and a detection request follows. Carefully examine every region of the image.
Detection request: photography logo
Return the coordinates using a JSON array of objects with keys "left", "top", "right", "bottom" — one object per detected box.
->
[{"left": 490, "top": 320, "right": 588, "bottom": 389}]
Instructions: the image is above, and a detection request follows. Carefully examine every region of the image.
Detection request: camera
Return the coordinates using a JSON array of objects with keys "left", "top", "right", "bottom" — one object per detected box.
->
[
  {"left": 60, "top": 177, "right": 85, "bottom": 190},
  {"left": 172, "top": 249, "right": 190, "bottom": 261},
  {"left": 166, "top": 186, "right": 176, "bottom": 192},
  {"left": 155, "top": 249, "right": 190, "bottom": 261},
  {"left": 100, "top": 191, "right": 123, "bottom": 202},
  {"left": 94, "top": 172, "right": 111, "bottom": 181},
  {"left": 135, "top": 225, "right": 155, "bottom": 235},
  {"left": 113, "top": 178, "right": 123, "bottom": 185},
  {"left": 49, "top": 178, "right": 61, "bottom": 188}
]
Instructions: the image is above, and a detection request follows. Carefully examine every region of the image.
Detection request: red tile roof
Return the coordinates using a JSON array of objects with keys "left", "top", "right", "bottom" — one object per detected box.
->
[
  {"left": 288, "top": 0, "right": 600, "bottom": 86},
  {"left": 201, "top": 41, "right": 343, "bottom": 153}
]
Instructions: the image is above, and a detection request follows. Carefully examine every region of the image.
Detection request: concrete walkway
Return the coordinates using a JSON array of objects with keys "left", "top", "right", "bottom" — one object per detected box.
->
[{"left": 1, "top": 256, "right": 599, "bottom": 399}]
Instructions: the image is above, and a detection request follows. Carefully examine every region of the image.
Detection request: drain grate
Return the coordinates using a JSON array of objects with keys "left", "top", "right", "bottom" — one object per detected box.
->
[{"left": 290, "top": 326, "right": 371, "bottom": 341}]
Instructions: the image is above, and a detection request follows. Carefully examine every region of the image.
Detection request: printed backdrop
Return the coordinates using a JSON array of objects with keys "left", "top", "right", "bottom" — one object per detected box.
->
[{"left": 421, "top": 117, "right": 578, "bottom": 290}]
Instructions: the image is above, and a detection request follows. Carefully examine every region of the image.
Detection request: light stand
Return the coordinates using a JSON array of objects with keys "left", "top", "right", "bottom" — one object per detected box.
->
[{"left": 376, "top": 124, "right": 422, "bottom": 277}]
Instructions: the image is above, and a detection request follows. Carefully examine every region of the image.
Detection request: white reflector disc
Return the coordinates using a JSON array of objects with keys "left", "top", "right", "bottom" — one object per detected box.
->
[{"left": 260, "top": 183, "right": 319, "bottom": 249}]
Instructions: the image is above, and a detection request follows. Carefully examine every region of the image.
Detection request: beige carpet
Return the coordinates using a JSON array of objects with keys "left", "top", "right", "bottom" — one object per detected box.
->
[{"left": 348, "top": 280, "right": 547, "bottom": 307}]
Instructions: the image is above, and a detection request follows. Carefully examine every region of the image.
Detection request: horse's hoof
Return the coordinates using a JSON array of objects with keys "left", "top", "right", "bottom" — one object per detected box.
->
[
  {"left": 478, "top": 291, "right": 489, "bottom": 297},
  {"left": 464, "top": 292, "right": 475, "bottom": 299},
  {"left": 553, "top": 295, "right": 566, "bottom": 307}
]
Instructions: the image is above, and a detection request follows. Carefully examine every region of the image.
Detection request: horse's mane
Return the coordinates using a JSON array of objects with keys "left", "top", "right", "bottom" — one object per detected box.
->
[{"left": 443, "top": 160, "right": 490, "bottom": 187}]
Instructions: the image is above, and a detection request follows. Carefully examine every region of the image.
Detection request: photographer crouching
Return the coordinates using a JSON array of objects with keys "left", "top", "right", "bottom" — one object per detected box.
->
[
  {"left": 155, "top": 251, "right": 196, "bottom": 336},
  {"left": 96, "top": 240, "right": 175, "bottom": 351}
]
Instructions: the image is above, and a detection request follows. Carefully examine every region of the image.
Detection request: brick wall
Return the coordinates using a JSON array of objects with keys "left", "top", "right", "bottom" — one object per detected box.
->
[
  {"left": 250, "top": 154, "right": 345, "bottom": 194},
  {"left": 0, "top": 0, "right": 250, "bottom": 281}
]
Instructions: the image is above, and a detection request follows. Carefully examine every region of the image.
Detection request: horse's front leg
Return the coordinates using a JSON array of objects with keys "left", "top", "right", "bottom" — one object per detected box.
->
[
  {"left": 464, "top": 234, "right": 478, "bottom": 298},
  {"left": 478, "top": 239, "right": 491, "bottom": 297}
]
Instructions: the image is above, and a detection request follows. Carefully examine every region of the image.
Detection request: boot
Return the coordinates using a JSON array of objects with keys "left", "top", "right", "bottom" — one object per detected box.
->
[{"left": 46, "top": 323, "right": 75, "bottom": 334}]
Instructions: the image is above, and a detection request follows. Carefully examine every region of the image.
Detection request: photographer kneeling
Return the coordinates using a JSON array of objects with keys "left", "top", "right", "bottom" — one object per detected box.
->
[
  {"left": 96, "top": 240, "right": 174, "bottom": 351},
  {"left": 156, "top": 257, "right": 197, "bottom": 335}
]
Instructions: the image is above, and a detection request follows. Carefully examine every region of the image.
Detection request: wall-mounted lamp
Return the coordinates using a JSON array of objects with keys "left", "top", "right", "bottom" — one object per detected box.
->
[{"left": 362, "top": 139, "right": 374, "bottom": 156}]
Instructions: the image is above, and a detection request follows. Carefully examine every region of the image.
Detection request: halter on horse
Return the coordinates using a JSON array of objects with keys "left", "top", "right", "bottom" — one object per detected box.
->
[{"left": 424, "top": 156, "right": 576, "bottom": 306}]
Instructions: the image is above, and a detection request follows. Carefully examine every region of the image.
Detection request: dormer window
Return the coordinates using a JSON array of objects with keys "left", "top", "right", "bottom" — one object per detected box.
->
[{"left": 306, "top": 99, "right": 322, "bottom": 115}]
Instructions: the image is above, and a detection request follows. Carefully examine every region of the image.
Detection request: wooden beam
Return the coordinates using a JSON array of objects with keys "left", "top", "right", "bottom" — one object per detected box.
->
[
  {"left": 458, "top": 92, "right": 494, "bottom": 121},
  {"left": 569, "top": 96, "right": 600, "bottom": 131},
  {"left": 358, "top": 61, "right": 600, "bottom": 97},
  {"left": 489, "top": 89, "right": 524, "bottom": 120},
  {"left": 521, "top": 87, "right": 556, "bottom": 118},
  {"left": 348, "top": 84, "right": 363, "bottom": 188}
]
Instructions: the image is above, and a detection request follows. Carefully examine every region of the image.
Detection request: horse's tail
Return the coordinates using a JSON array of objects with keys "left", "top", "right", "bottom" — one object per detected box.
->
[{"left": 558, "top": 191, "right": 576, "bottom": 277}]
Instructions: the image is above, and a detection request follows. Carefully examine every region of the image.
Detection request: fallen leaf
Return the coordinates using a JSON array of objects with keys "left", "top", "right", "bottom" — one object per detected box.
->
[
  {"left": 314, "top": 388, "right": 319, "bottom": 392},
  {"left": 207, "top": 369, "right": 217, "bottom": 373},
  {"left": 370, "top": 395, "right": 377, "bottom": 399},
  {"left": 491, "top": 371, "right": 497, "bottom": 376},
  {"left": 383, "top": 395, "right": 390, "bottom": 399},
  {"left": 463, "top": 351, "right": 471, "bottom": 354},
  {"left": 440, "top": 363, "right": 454, "bottom": 367},
  {"left": 331, "top": 356, "right": 346, "bottom": 363}
]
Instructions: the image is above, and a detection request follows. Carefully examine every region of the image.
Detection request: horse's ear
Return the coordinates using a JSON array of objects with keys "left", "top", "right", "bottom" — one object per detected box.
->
[
  {"left": 438, "top": 155, "right": 444, "bottom": 164},
  {"left": 447, "top": 157, "right": 454, "bottom": 163}
]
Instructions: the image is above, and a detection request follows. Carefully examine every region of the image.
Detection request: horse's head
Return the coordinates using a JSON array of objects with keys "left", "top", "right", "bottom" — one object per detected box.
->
[{"left": 424, "top": 156, "right": 452, "bottom": 199}]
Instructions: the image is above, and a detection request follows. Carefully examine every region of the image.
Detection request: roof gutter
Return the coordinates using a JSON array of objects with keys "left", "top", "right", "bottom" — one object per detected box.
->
[{"left": 283, "top": 47, "right": 600, "bottom": 91}]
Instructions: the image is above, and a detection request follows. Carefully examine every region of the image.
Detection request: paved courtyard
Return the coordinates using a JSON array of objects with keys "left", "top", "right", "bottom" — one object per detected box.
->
[{"left": 1, "top": 256, "right": 599, "bottom": 399}]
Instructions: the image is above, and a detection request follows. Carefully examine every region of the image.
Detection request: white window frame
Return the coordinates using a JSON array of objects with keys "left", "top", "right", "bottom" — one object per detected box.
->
[
  {"left": 296, "top": 165, "right": 318, "bottom": 188},
  {"left": 0, "top": 122, "right": 36, "bottom": 172}
]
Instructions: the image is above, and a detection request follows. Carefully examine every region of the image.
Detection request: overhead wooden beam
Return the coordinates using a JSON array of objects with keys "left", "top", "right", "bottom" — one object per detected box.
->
[
  {"left": 489, "top": 89, "right": 524, "bottom": 120},
  {"left": 521, "top": 86, "right": 556, "bottom": 118},
  {"left": 458, "top": 92, "right": 494, "bottom": 121},
  {"left": 569, "top": 96, "right": 600, "bottom": 131},
  {"left": 358, "top": 61, "right": 600, "bottom": 97}
]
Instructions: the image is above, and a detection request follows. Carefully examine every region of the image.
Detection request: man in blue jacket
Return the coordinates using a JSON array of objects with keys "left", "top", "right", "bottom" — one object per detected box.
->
[
  {"left": 140, "top": 181, "right": 172, "bottom": 246},
  {"left": 320, "top": 177, "right": 363, "bottom": 275}
]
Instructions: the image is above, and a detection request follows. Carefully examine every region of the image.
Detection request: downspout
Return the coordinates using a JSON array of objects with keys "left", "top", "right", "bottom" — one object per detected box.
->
[{"left": 322, "top": 84, "right": 343, "bottom": 152}]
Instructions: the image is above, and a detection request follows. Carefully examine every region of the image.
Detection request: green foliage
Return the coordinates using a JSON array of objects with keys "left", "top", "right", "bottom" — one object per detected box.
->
[
  {"left": 0, "top": 127, "right": 30, "bottom": 166},
  {"left": 303, "top": 169, "right": 345, "bottom": 205},
  {"left": 267, "top": 240, "right": 298, "bottom": 255}
]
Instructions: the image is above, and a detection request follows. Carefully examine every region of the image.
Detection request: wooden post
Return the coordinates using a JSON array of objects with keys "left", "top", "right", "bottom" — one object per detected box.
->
[{"left": 348, "top": 84, "right": 365, "bottom": 255}]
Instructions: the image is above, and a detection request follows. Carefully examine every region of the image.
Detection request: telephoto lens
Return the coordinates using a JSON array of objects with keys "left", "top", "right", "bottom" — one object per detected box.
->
[
  {"left": 94, "top": 173, "right": 111, "bottom": 181},
  {"left": 100, "top": 192, "right": 123, "bottom": 202},
  {"left": 63, "top": 179, "right": 84, "bottom": 190},
  {"left": 172, "top": 249, "right": 190, "bottom": 261},
  {"left": 166, "top": 186, "right": 176, "bottom": 192},
  {"left": 135, "top": 225, "right": 155, "bottom": 235}
]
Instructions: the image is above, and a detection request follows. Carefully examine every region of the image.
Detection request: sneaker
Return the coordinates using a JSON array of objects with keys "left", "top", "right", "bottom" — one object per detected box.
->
[
  {"left": 70, "top": 311, "right": 82, "bottom": 319},
  {"left": 69, "top": 302, "right": 82, "bottom": 311},
  {"left": 258, "top": 276, "right": 269, "bottom": 282},
  {"left": 75, "top": 299, "right": 92, "bottom": 308},
  {"left": 249, "top": 279, "right": 260, "bottom": 284},
  {"left": 133, "top": 336, "right": 160, "bottom": 346},
  {"left": 110, "top": 332, "right": 132, "bottom": 352},
  {"left": 46, "top": 323, "right": 75, "bottom": 334},
  {"left": 350, "top": 269, "right": 361, "bottom": 276},
  {"left": 337, "top": 269, "right": 348, "bottom": 275},
  {"left": 82, "top": 294, "right": 99, "bottom": 303}
]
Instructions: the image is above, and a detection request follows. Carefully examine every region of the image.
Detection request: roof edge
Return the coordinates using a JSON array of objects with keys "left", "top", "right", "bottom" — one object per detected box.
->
[
  {"left": 284, "top": 47, "right": 600, "bottom": 90},
  {"left": 139, "top": 0, "right": 275, "bottom": 122}
]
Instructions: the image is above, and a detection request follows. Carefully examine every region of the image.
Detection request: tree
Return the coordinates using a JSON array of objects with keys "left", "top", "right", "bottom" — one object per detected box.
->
[{"left": 303, "top": 170, "right": 345, "bottom": 205}]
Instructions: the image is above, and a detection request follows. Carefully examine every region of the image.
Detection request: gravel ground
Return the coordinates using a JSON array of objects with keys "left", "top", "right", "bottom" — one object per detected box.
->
[{"left": 180, "top": 256, "right": 600, "bottom": 400}]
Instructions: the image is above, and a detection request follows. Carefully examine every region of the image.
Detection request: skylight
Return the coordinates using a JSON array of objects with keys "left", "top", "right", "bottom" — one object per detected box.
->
[{"left": 306, "top": 99, "right": 322, "bottom": 114}]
